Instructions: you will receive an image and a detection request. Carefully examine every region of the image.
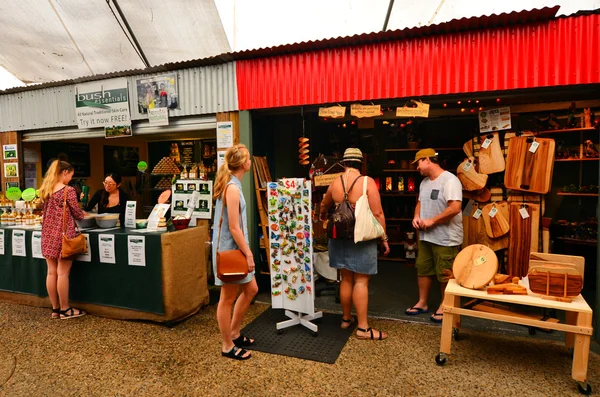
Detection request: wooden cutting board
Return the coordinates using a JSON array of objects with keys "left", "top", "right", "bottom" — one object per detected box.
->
[
  {"left": 453, "top": 244, "right": 498, "bottom": 289},
  {"left": 482, "top": 202, "right": 510, "bottom": 238},
  {"left": 528, "top": 265, "right": 583, "bottom": 298},
  {"left": 529, "top": 252, "right": 585, "bottom": 284},
  {"left": 478, "top": 133, "right": 505, "bottom": 174},
  {"left": 463, "top": 187, "right": 491, "bottom": 202},
  {"left": 507, "top": 203, "right": 537, "bottom": 277},
  {"left": 463, "top": 139, "right": 475, "bottom": 157},
  {"left": 504, "top": 137, "right": 555, "bottom": 194},
  {"left": 457, "top": 157, "right": 488, "bottom": 191},
  {"left": 463, "top": 203, "right": 509, "bottom": 251},
  {"left": 507, "top": 193, "right": 545, "bottom": 215}
]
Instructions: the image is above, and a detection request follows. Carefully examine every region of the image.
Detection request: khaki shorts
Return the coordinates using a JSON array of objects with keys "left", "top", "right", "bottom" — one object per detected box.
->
[{"left": 416, "top": 241, "right": 460, "bottom": 282}]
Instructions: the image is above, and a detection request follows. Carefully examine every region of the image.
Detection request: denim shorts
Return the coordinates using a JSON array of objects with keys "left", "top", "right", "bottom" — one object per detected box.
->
[{"left": 328, "top": 238, "right": 378, "bottom": 275}]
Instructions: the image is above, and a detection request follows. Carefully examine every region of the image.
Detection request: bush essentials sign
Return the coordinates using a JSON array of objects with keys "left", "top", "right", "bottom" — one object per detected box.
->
[{"left": 75, "top": 78, "right": 131, "bottom": 130}]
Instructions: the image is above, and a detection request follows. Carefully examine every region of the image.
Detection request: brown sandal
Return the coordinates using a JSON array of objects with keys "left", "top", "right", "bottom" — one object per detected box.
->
[
  {"left": 341, "top": 316, "right": 356, "bottom": 329},
  {"left": 356, "top": 326, "right": 387, "bottom": 340}
]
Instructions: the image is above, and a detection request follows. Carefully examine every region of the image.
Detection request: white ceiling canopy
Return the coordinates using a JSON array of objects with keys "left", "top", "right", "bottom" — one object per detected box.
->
[{"left": 0, "top": 0, "right": 230, "bottom": 85}]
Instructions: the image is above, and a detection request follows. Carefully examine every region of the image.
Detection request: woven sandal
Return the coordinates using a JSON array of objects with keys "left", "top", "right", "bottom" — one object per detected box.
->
[{"left": 356, "top": 326, "right": 387, "bottom": 340}]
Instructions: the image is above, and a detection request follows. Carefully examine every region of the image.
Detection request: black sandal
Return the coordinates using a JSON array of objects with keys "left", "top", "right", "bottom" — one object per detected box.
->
[
  {"left": 356, "top": 326, "right": 387, "bottom": 340},
  {"left": 51, "top": 308, "right": 60, "bottom": 319},
  {"left": 341, "top": 316, "right": 356, "bottom": 329},
  {"left": 59, "top": 307, "right": 86, "bottom": 320},
  {"left": 221, "top": 346, "right": 251, "bottom": 360},
  {"left": 232, "top": 334, "right": 255, "bottom": 347}
]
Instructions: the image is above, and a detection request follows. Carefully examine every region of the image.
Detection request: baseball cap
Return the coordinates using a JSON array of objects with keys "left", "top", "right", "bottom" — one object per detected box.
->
[{"left": 412, "top": 148, "right": 438, "bottom": 164}]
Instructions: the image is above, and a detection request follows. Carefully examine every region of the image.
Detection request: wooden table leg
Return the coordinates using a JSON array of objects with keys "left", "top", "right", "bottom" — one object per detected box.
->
[
  {"left": 452, "top": 295, "right": 461, "bottom": 330},
  {"left": 565, "top": 310, "right": 577, "bottom": 349},
  {"left": 571, "top": 313, "right": 592, "bottom": 383},
  {"left": 440, "top": 292, "right": 457, "bottom": 355}
]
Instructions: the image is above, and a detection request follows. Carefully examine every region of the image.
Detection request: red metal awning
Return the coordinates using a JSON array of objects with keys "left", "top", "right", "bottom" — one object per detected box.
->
[{"left": 236, "top": 9, "right": 600, "bottom": 110}]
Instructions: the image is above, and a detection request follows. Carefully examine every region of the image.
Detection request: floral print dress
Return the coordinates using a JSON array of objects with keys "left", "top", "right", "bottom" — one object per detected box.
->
[{"left": 41, "top": 186, "right": 85, "bottom": 259}]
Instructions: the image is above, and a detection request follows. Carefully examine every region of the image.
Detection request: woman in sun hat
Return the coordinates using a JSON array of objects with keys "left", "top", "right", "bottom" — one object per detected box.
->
[{"left": 319, "top": 148, "right": 390, "bottom": 340}]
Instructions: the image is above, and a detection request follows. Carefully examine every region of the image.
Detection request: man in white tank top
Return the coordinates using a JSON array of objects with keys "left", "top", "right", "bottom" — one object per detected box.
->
[{"left": 404, "top": 149, "right": 463, "bottom": 323}]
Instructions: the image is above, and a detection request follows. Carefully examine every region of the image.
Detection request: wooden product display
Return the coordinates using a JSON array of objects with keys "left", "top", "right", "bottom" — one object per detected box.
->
[
  {"left": 462, "top": 187, "right": 491, "bottom": 202},
  {"left": 529, "top": 252, "right": 585, "bottom": 284},
  {"left": 482, "top": 202, "right": 510, "bottom": 238},
  {"left": 504, "top": 136, "right": 555, "bottom": 194},
  {"left": 452, "top": 244, "right": 498, "bottom": 289},
  {"left": 507, "top": 203, "right": 532, "bottom": 278},
  {"left": 463, "top": 203, "right": 509, "bottom": 251},
  {"left": 477, "top": 132, "right": 505, "bottom": 174},
  {"left": 457, "top": 157, "right": 488, "bottom": 191},
  {"left": 152, "top": 157, "right": 181, "bottom": 175},
  {"left": 528, "top": 265, "right": 583, "bottom": 299},
  {"left": 463, "top": 139, "right": 475, "bottom": 158}
]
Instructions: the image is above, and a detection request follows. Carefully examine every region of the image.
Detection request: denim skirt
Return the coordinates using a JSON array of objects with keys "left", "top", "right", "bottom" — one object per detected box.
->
[{"left": 328, "top": 238, "right": 378, "bottom": 275}]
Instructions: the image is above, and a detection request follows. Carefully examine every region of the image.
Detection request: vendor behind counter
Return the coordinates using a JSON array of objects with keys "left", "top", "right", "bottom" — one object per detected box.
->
[{"left": 83, "top": 173, "right": 129, "bottom": 226}]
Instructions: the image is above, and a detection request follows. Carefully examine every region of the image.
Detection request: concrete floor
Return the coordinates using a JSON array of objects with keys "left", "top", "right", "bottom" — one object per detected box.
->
[{"left": 1, "top": 300, "right": 599, "bottom": 396}]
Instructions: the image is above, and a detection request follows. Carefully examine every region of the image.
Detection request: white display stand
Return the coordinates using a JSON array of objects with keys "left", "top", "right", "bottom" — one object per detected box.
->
[{"left": 267, "top": 178, "right": 322, "bottom": 334}]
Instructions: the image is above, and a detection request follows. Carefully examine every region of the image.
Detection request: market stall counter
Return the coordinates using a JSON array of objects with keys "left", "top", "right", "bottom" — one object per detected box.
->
[{"left": 0, "top": 222, "right": 209, "bottom": 323}]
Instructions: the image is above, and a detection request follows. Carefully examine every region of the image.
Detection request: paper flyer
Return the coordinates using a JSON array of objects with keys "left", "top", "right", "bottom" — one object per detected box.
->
[
  {"left": 125, "top": 201, "right": 137, "bottom": 228},
  {"left": 12, "top": 230, "right": 26, "bottom": 257},
  {"left": 31, "top": 231, "right": 43, "bottom": 259},
  {"left": 98, "top": 234, "right": 116, "bottom": 264},
  {"left": 127, "top": 235, "right": 146, "bottom": 266},
  {"left": 76, "top": 234, "right": 91, "bottom": 262}
]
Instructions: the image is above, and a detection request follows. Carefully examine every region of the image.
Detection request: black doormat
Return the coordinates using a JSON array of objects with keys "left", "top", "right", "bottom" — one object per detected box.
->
[{"left": 241, "top": 308, "right": 355, "bottom": 364}]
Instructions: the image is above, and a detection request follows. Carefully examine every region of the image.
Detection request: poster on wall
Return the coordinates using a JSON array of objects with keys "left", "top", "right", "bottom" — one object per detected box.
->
[
  {"left": 479, "top": 106, "right": 512, "bottom": 133},
  {"left": 41, "top": 142, "right": 91, "bottom": 178},
  {"left": 171, "top": 179, "right": 212, "bottom": 224},
  {"left": 267, "top": 179, "right": 315, "bottom": 316},
  {"left": 3, "top": 163, "right": 18, "bottom": 178},
  {"left": 104, "top": 124, "right": 132, "bottom": 139},
  {"left": 103, "top": 146, "right": 140, "bottom": 177},
  {"left": 136, "top": 73, "right": 179, "bottom": 114},
  {"left": 3, "top": 144, "right": 17, "bottom": 160},
  {"left": 216, "top": 121, "right": 233, "bottom": 149},
  {"left": 75, "top": 78, "right": 130, "bottom": 129}
]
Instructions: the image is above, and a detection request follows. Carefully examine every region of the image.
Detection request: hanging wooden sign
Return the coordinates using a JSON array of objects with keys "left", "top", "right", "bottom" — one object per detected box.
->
[
  {"left": 350, "top": 104, "right": 381, "bottom": 118},
  {"left": 314, "top": 172, "right": 343, "bottom": 187},
  {"left": 396, "top": 100, "right": 430, "bottom": 118},
  {"left": 318, "top": 106, "right": 346, "bottom": 118}
]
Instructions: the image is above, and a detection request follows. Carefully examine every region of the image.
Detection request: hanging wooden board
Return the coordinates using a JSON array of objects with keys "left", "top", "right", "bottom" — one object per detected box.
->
[
  {"left": 482, "top": 202, "right": 510, "bottom": 238},
  {"left": 504, "top": 137, "right": 555, "bottom": 194},
  {"left": 507, "top": 203, "right": 536, "bottom": 277},
  {"left": 478, "top": 132, "right": 505, "bottom": 174},
  {"left": 463, "top": 139, "right": 475, "bottom": 157},
  {"left": 463, "top": 203, "right": 509, "bottom": 251},
  {"left": 453, "top": 244, "right": 498, "bottom": 289},
  {"left": 463, "top": 187, "right": 491, "bottom": 203},
  {"left": 457, "top": 157, "right": 488, "bottom": 191}
]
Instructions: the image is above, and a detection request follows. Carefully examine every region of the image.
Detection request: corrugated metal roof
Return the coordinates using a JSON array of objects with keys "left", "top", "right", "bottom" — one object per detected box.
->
[
  {"left": 236, "top": 12, "right": 600, "bottom": 109},
  {"left": 0, "top": 63, "right": 238, "bottom": 132},
  {"left": 0, "top": 6, "right": 562, "bottom": 96}
]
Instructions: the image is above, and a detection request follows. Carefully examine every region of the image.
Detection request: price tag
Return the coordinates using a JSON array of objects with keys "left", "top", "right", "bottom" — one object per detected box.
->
[
  {"left": 529, "top": 141, "right": 539, "bottom": 153},
  {"left": 482, "top": 138, "right": 492, "bottom": 149},
  {"left": 488, "top": 207, "right": 498, "bottom": 218},
  {"left": 519, "top": 207, "right": 530, "bottom": 219},
  {"left": 475, "top": 256, "right": 486, "bottom": 267},
  {"left": 462, "top": 161, "right": 472, "bottom": 172},
  {"left": 473, "top": 209, "right": 482, "bottom": 219}
]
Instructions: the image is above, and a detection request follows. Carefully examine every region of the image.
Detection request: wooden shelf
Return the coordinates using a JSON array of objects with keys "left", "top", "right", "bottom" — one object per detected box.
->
[
  {"left": 556, "top": 192, "right": 598, "bottom": 197},
  {"left": 383, "top": 169, "right": 420, "bottom": 172},
  {"left": 537, "top": 127, "right": 596, "bottom": 135},
  {"left": 385, "top": 148, "right": 463, "bottom": 152},
  {"left": 555, "top": 158, "right": 599, "bottom": 162},
  {"left": 380, "top": 192, "right": 418, "bottom": 197},
  {"left": 387, "top": 217, "right": 413, "bottom": 221},
  {"left": 556, "top": 237, "right": 597, "bottom": 246},
  {"left": 377, "top": 256, "right": 407, "bottom": 262}
]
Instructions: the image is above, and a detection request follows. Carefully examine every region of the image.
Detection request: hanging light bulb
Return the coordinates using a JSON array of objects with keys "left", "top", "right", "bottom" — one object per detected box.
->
[
  {"left": 478, "top": 107, "right": 483, "bottom": 111},
  {"left": 443, "top": 103, "right": 447, "bottom": 107},
  {"left": 460, "top": 108, "right": 466, "bottom": 113},
  {"left": 457, "top": 101, "right": 462, "bottom": 105}
]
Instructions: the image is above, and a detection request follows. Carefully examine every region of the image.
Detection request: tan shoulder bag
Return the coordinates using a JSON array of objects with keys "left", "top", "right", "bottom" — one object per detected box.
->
[{"left": 61, "top": 187, "right": 88, "bottom": 258}]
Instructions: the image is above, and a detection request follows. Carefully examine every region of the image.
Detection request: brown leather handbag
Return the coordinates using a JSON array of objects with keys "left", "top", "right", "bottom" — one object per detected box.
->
[
  {"left": 215, "top": 184, "right": 248, "bottom": 283},
  {"left": 61, "top": 187, "right": 87, "bottom": 258}
]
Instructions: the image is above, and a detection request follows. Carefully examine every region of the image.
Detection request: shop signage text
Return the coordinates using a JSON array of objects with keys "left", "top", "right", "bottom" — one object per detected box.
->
[
  {"left": 75, "top": 78, "right": 131, "bottom": 130},
  {"left": 479, "top": 106, "right": 511, "bottom": 133},
  {"left": 318, "top": 106, "right": 346, "bottom": 118},
  {"left": 350, "top": 104, "right": 381, "bottom": 118},
  {"left": 396, "top": 100, "right": 430, "bottom": 118}
]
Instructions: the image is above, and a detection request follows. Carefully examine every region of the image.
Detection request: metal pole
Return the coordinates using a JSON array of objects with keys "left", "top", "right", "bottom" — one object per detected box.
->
[{"left": 382, "top": 0, "right": 395, "bottom": 32}]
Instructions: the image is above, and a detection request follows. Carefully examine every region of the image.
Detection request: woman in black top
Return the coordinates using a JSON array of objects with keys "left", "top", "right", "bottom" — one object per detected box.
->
[{"left": 83, "top": 173, "right": 129, "bottom": 226}]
